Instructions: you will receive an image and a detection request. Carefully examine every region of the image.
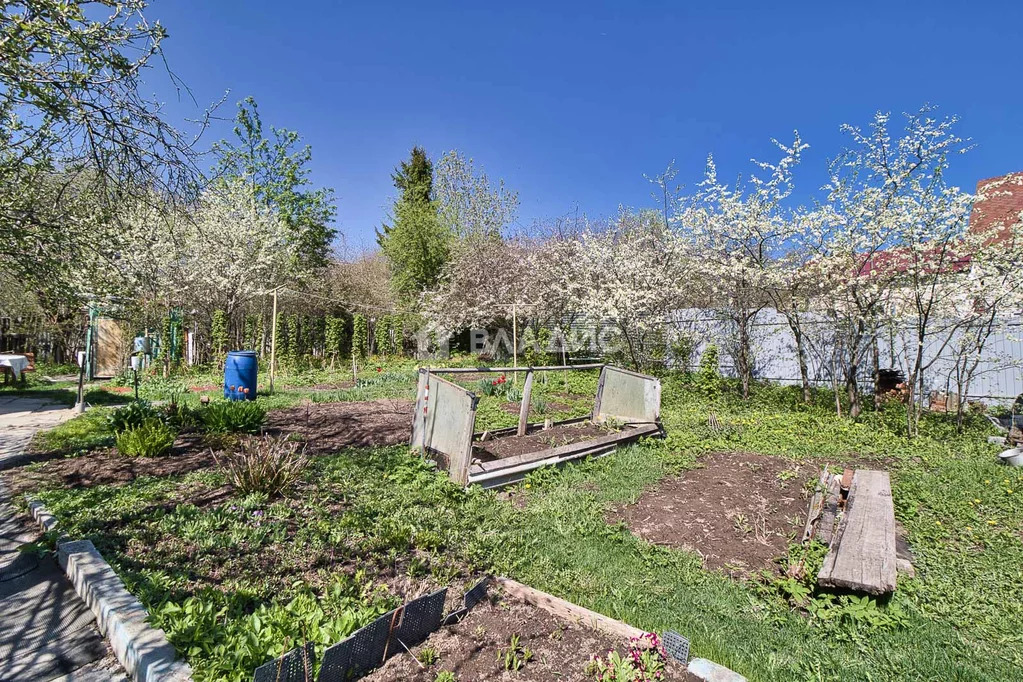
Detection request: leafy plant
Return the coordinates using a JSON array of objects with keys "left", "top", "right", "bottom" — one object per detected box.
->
[
  {"left": 434, "top": 672, "right": 456, "bottom": 682},
  {"left": 200, "top": 401, "right": 266, "bottom": 434},
  {"left": 586, "top": 633, "right": 667, "bottom": 681},
  {"left": 531, "top": 395, "right": 548, "bottom": 415},
  {"left": 694, "top": 344, "right": 724, "bottom": 395},
  {"left": 352, "top": 314, "right": 368, "bottom": 358},
  {"left": 108, "top": 399, "right": 161, "bottom": 433},
  {"left": 497, "top": 634, "right": 533, "bottom": 671},
  {"left": 115, "top": 418, "right": 176, "bottom": 457},
  {"left": 215, "top": 434, "right": 307, "bottom": 497},
  {"left": 417, "top": 646, "right": 439, "bottom": 665}
]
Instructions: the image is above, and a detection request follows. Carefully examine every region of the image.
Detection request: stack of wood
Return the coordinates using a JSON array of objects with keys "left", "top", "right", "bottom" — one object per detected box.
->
[{"left": 798, "top": 468, "right": 899, "bottom": 596}]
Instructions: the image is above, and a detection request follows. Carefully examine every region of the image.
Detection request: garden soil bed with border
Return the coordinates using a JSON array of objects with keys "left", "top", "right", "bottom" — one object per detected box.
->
[
  {"left": 473, "top": 422, "right": 614, "bottom": 462},
  {"left": 2, "top": 399, "right": 415, "bottom": 495},
  {"left": 607, "top": 450, "right": 818, "bottom": 576},
  {"left": 362, "top": 591, "right": 695, "bottom": 682}
]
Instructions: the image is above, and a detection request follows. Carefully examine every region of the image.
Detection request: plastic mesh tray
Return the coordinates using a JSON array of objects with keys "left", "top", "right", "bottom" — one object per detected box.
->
[
  {"left": 391, "top": 588, "right": 446, "bottom": 650},
  {"left": 662, "top": 630, "right": 690, "bottom": 664},
  {"left": 251, "top": 642, "right": 315, "bottom": 682}
]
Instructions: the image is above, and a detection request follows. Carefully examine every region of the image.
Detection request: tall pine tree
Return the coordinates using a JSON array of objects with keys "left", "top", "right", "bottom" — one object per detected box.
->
[{"left": 377, "top": 147, "right": 449, "bottom": 302}]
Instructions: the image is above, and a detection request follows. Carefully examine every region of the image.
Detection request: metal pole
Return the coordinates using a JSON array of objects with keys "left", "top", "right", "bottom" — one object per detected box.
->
[
  {"left": 74, "top": 352, "right": 86, "bottom": 414},
  {"left": 269, "top": 288, "right": 278, "bottom": 394}
]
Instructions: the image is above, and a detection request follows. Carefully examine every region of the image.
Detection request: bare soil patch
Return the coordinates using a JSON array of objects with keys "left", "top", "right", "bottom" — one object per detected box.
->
[
  {"left": 608, "top": 451, "right": 816, "bottom": 576},
  {"left": 264, "top": 399, "right": 413, "bottom": 455},
  {"left": 3, "top": 400, "right": 414, "bottom": 494},
  {"left": 4, "top": 434, "right": 223, "bottom": 495},
  {"left": 363, "top": 592, "right": 694, "bottom": 682},
  {"left": 474, "top": 422, "right": 612, "bottom": 461}
]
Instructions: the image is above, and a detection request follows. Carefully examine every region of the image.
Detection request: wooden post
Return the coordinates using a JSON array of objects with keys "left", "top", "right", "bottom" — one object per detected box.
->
[
  {"left": 518, "top": 369, "right": 534, "bottom": 436},
  {"left": 512, "top": 303, "right": 518, "bottom": 386},
  {"left": 352, "top": 350, "right": 358, "bottom": 383},
  {"left": 269, "top": 288, "right": 278, "bottom": 393}
]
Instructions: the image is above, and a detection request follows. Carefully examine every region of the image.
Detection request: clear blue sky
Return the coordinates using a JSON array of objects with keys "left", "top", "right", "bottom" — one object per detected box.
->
[{"left": 147, "top": 1, "right": 1023, "bottom": 252}]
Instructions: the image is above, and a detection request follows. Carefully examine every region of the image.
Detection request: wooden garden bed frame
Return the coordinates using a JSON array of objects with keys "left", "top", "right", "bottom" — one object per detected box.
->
[{"left": 410, "top": 364, "right": 663, "bottom": 488}]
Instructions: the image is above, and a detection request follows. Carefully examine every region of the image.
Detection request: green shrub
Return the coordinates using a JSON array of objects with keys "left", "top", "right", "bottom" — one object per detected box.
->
[
  {"left": 115, "top": 418, "right": 176, "bottom": 457},
  {"left": 107, "top": 400, "right": 161, "bottom": 434},
  {"left": 694, "top": 344, "right": 724, "bottom": 395},
  {"left": 215, "top": 434, "right": 306, "bottom": 496},
  {"left": 162, "top": 401, "right": 203, "bottom": 430},
  {"left": 200, "top": 401, "right": 266, "bottom": 434}
]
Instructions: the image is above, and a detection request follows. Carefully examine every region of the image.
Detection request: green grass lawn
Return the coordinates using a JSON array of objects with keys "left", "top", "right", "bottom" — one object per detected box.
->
[{"left": 16, "top": 362, "right": 1023, "bottom": 681}]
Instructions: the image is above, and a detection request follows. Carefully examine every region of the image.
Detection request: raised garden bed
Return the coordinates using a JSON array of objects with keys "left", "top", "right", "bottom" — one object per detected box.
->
[
  {"left": 364, "top": 588, "right": 693, "bottom": 681},
  {"left": 412, "top": 365, "right": 663, "bottom": 488},
  {"left": 2, "top": 399, "right": 414, "bottom": 496}
]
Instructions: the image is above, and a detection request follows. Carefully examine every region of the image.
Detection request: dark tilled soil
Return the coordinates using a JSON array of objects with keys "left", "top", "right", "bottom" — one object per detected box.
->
[
  {"left": 3, "top": 400, "right": 414, "bottom": 494},
  {"left": 363, "top": 595, "right": 694, "bottom": 682},
  {"left": 473, "top": 422, "right": 612, "bottom": 461},
  {"left": 608, "top": 451, "right": 817, "bottom": 576},
  {"left": 264, "top": 399, "right": 413, "bottom": 455},
  {"left": 3, "top": 434, "right": 223, "bottom": 495}
]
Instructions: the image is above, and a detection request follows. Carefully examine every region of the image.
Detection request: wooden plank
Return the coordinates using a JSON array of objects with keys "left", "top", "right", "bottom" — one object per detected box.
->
[
  {"left": 494, "top": 577, "right": 645, "bottom": 640},
  {"left": 818, "top": 470, "right": 897, "bottom": 595},
  {"left": 816, "top": 474, "right": 842, "bottom": 547},
  {"left": 517, "top": 370, "right": 534, "bottom": 437},
  {"left": 800, "top": 468, "right": 831, "bottom": 542}
]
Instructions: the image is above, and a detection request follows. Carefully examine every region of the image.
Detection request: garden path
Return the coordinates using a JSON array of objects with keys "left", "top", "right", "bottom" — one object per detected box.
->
[{"left": 0, "top": 396, "right": 126, "bottom": 681}]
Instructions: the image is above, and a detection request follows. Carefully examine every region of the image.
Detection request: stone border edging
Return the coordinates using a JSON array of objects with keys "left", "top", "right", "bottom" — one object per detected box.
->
[{"left": 27, "top": 498, "right": 193, "bottom": 682}]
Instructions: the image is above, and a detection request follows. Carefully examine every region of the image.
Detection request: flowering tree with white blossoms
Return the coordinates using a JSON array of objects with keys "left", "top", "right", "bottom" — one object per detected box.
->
[
  {"left": 565, "top": 209, "right": 689, "bottom": 370},
  {"left": 119, "top": 180, "right": 296, "bottom": 340},
  {"left": 806, "top": 106, "right": 1023, "bottom": 432},
  {"left": 673, "top": 134, "right": 807, "bottom": 398}
]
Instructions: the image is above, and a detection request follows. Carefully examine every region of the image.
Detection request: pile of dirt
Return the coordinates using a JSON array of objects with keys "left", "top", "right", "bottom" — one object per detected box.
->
[
  {"left": 608, "top": 451, "right": 816, "bottom": 575},
  {"left": 473, "top": 421, "right": 611, "bottom": 461},
  {"left": 363, "top": 594, "right": 694, "bottom": 682}
]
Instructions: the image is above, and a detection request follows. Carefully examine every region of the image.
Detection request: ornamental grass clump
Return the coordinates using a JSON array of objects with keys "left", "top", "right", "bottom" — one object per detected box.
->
[
  {"left": 115, "top": 418, "right": 176, "bottom": 457},
  {"left": 215, "top": 434, "right": 307, "bottom": 497},
  {"left": 200, "top": 400, "right": 266, "bottom": 434}
]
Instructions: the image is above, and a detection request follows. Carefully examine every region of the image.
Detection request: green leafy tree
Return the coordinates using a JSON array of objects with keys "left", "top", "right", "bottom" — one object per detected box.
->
[
  {"left": 1, "top": 0, "right": 204, "bottom": 299},
  {"left": 374, "top": 316, "right": 392, "bottom": 356},
  {"left": 210, "top": 309, "right": 228, "bottom": 359},
  {"left": 352, "top": 314, "right": 368, "bottom": 358},
  {"left": 324, "top": 316, "right": 348, "bottom": 367},
  {"left": 378, "top": 147, "right": 449, "bottom": 301},
  {"left": 213, "top": 97, "right": 337, "bottom": 272}
]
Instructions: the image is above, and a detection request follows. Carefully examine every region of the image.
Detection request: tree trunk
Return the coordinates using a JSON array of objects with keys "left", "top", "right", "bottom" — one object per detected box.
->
[
  {"left": 784, "top": 310, "right": 811, "bottom": 403},
  {"left": 737, "top": 316, "right": 752, "bottom": 400}
]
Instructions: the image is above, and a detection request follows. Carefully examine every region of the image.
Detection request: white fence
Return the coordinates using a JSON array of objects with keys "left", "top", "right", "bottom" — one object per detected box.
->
[{"left": 664, "top": 309, "right": 1023, "bottom": 402}]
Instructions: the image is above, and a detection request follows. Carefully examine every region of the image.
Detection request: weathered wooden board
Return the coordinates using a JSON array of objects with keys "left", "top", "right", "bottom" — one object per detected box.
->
[
  {"left": 800, "top": 468, "right": 830, "bottom": 542},
  {"left": 816, "top": 474, "right": 843, "bottom": 547},
  {"left": 818, "top": 470, "right": 897, "bottom": 595},
  {"left": 494, "top": 577, "right": 645, "bottom": 640}
]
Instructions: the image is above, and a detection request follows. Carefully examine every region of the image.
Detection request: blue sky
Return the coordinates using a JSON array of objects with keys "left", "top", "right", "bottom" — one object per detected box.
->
[{"left": 147, "top": 1, "right": 1023, "bottom": 252}]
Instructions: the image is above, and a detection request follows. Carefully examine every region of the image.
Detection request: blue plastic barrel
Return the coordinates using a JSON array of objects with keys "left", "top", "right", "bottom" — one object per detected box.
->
[{"left": 224, "top": 351, "right": 258, "bottom": 401}]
